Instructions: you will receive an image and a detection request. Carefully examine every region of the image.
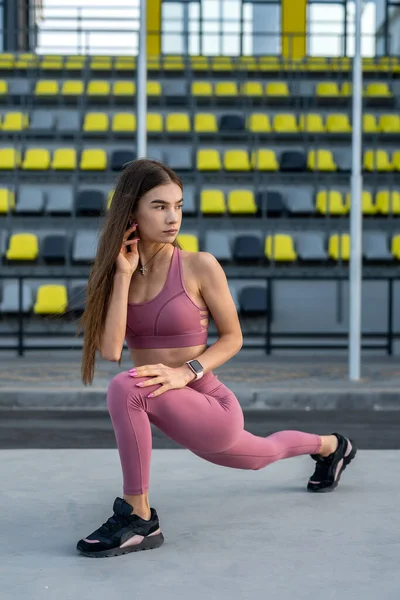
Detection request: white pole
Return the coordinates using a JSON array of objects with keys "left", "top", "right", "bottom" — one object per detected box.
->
[
  {"left": 137, "top": 0, "right": 147, "bottom": 158},
  {"left": 349, "top": 0, "right": 363, "bottom": 381}
]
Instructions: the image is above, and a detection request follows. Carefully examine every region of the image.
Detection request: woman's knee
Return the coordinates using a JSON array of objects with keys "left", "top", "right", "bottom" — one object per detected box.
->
[{"left": 106, "top": 371, "right": 152, "bottom": 412}]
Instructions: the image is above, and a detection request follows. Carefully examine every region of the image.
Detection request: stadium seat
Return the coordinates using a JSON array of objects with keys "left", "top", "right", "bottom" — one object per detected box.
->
[
  {"left": 33, "top": 285, "right": 68, "bottom": 314},
  {"left": 112, "top": 81, "right": 135, "bottom": 97},
  {"left": 61, "top": 80, "right": 84, "bottom": 96},
  {"left": 35, "top": 80, "right": 59, "bottom": 96},
  {"left": 391, "top": 235, "right": 400, "bottom": 260},
  {"left": 326, "top": 113, "right": 352, "bottom": 133},
  {"left": 191, "top": 82, "right": 213, "bottom": 97},
  {"left": 2, "top": 112, "right": 28, "bottom": 131},
  {"left": 215, "top": 82, "right": 238, "bottom": 97},
  {"left": 307, "top": 149, "right": 337, "bottom": 171},
  {"left": 0, "top": 80, "right": 8, "bottom": 97},
  {"left": 265, "top": 82, "right": 289, "bottom": 97},
  {"left": 76, "top": 190, "right": 105, "bottom": 215},
  {"left": 285, "top": 188, "right": 315, "bottom": 214},
  {"left": 30, "top": 110, "right": 55, "bottom": 131},
  {"left": 111, "top": 149, "right": 135, "bottom": 171},
  {"left": 376, "top": 190, "right": 400, "bottom": 214},
  {"left": 83, "top": 112, "right": 109, "bottom": 132},
  {"left": 247, "top": 113, "right": 271, "bottom": 133},
  {"left": 297, "top": 232, "right": 328, "bottom": 262},
  {"left": 181, "top": 185, "right": 196, "bottom": 214},
  {"left": 42, "top": 234, "right": 68, "bottom": 263},
  {"left": 176, "top": 234, "right": 199, "bottom": 252},
  {"left": 72, "top": 230, "right": 98, "bottom": 263},
  {"left": 345, "top": 190, "right": 377, "bottom": 215},
  {"left": 57, "top": 111, "right": 80, "bottom": 132},
  {"left": 87, "top": 81, "right": 110, "bottom": 96},
  {"left": 6, "top": 233, "right": 39, "bottom": 260},
  {"left": 316, "top": 82, "right": 340, "bottom": 98},
  {"left": 316, "top": 190, "right": 349, "bottom": 215},
  {"left": 200, "top": 190, "right": 226, "bottom": 214},
  {"left": 233, "top": 235, "right": 263, "bottom": 261},
  {"left": 240, "top": 82, "right": 263, "bottom": 97},
  {"left": 197, "top": 149, "right": 222, "bottom": 171},
  {"left": 0, "top": 148, "right": 21, "bottom": 169},
  {"left": 204, "top": 232, "right": 232, "bottom": 262},
  {"left": 273, "top": 113, "right": 298, "bottom": 133},
  {"left": 80, "top": 149, "right": 107, "bottom": 170},
  {"left": 0, "top": 188, "right": 15, "bottom": 213},
  {"left": 363, "top": 149, "right": 392, "bottom": 171},
  {"left": 257, "top": 190, "right": 285, "bottom": 216},
  {"left": 219, "top": 114, "right": 245, "bottom": 132},
  {"left": 46, "top": 187, "right": 74, "bottom": 214},
  {"left": 299, "top": 113, "right": 325, "bottom": 133},
  {"left": 147, "top": 81, "right": 162, "bottom": 96},
  {"left": 379, "top": 114, "right": 400, "bottom": 133},
  {"left": 147, "top": 113, "right": 163, "bottom": 132},
  {"left": 112, "top": 113, "right": 136, "bottom": 132},
  {"left": 212, "top": 57, "right": 233, "bottom": 72},
  {"left": 228, "top": 190, "right": 257, "bottom": 214},
  {"left": 51, "top": 148, "right": 76, "bottom": 170},
  {"left": 365, "top": 82, "right": 392, "bottom": 98},
  {"left": 363, "top": 232, "right": 392, "bottom": 262},
  {"left": 166, "top": 113, "right": 191, "bottom": 132},
  {"left": 328, "top": 233, "right": 350, "bottom": 261},
  {"left": 22, "top": 148, "right": 51, "bottom": 170},
  {"left": 68, "top": 283, "right": 87, "bottom": 315},
  {"left": 251, "top": 149, "right": 279, "bottom": 171},
  {"left": 14, "top": 188, "right": 43, "bottom": 214},
  {"left": 391, "top": 151, "right": 400, "bottom": 171},
  {"left": 168, "top": 148, "right": 193, "bottom": 170},
  {"left": 0, "top": 280, "right": 33, "bottom": 313},
  {"left": 194, "top": 113, "right": 218, "bottom": 133},
  {"left": 224, "top": 150, "right": 251, "bottom": 171},
  {"left": 265, "top": 234, "right": 297, "bottom": 261},
  {"left": 363, "top": 114, "right": 379, "bottom": 133},
  {"left": 279, "top": 150, "right": 307, "bottom": 171},
  {"left": 238, "top": 286, "right": 268, "bottom": 314}
]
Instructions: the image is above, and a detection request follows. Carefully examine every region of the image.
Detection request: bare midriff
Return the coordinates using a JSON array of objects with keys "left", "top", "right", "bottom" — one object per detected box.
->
[{"left": 128, "top": 344, "right": 207, "bottom": 368}]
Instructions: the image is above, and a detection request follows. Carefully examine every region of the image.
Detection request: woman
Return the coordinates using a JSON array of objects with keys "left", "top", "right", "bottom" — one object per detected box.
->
[{"left": 76, "top": 158, "right": 357, "bottom": 559}]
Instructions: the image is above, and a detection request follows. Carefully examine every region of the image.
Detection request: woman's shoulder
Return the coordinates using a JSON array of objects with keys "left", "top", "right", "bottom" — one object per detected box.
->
[{"left": 180, "top": 250, "right": 221, "bottom": 277}]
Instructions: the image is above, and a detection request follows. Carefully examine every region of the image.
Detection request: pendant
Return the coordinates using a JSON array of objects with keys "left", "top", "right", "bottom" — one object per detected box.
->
[{"left": 140, "top": 265, "right": 146, "bottom": 275}]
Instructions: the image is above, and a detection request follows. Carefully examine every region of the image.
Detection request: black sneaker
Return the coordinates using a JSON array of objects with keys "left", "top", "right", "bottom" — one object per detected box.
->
[
  {"left": 76, "top": 497, "right": 164, "bottom": 558},
  {"left": 307, "top": 432, "right": 357, "bottom": 493}
]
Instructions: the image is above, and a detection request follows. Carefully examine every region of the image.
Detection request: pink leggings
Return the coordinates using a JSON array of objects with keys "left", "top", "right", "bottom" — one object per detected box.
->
[{"left": 107, "top": 370, "right": 322, "bottom": 495}]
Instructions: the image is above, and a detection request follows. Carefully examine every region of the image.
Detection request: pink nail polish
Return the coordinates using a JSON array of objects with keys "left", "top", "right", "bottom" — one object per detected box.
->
[
  {"left": 148, "top": 393, "right": 154, "bottom": 398},
  {"left": 136, "top": 382, "right": 143, "bottom": 387},
  {"left": 129, "top": 369, "right": 137, "bottom": 375}
]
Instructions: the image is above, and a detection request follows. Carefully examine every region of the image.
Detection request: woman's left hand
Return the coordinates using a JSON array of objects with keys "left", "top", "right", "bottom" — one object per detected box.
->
[{"left": 128, "top": 363, "right": 194, "bottom": 397}]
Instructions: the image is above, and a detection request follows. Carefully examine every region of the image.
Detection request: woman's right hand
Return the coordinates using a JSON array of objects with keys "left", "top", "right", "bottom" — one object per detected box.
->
[{"left": 116, "top": 222, "right": 140, "bottom": 275}]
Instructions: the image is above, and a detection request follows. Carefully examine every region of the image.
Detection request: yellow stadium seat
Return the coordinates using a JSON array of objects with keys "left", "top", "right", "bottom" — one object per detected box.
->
[
  {"left": 299, "top": 113, "right": 325, "bottom": 133},
  {"left": 308, "top": 149, "right": 337, "bottom": 171},
  {"left": 33, "top": 285, "right": 68, "bottom": 314},
  {"left": 2, "top": 112, "right": 28, "bottom": 131},
  {"left": 224, "top": 150, "right": 251, "bottom": 171},
  {"left": 328, "top": 234, "right": 350, "bottom": 261},
  {"left": 266, "top": 82, "right": 289, "bottom": 96},
  {"left": 191, "top": 56, "right": 210, "bottom": 70},
  {"left": 379, "top": 114, "right": 400, "bottom": 133},
  {"left": 211, "top": 57, "right": 233, "bottom": 72},
  {"left": 305, "top": 57, "right": 328, "bottom": 72},
  {"left": 115, "top": 56, "right": 135, "bottom": 71},
  {"left": 365, "top": 82, "right": 392, "bottom": 97},
  {"left": 87, "top": 81, "right": 110, "bottom": 96},
  {"left": 258, "top": 56, "right": 280, "bottom": 72},
  {"left": 237, "top": 56, "right": 257, "bottom": 71},
  {"left": 341, "top": 82, "right": 353, "bottom": 96},
  {"left": 240, "top": 82, "right": 263, "bottom": 97},
  {"left": 90, "top": 57, "right": 112, "bottom": 71},
  {"left": 0, "top": 80, "right": 8, "bottom": 96},
  {"left": 34, "top": 80, "right": 59, "bottom": 96},
  {"left": 251, "top": 149, "right": 279, "bottom": 171},
  {"left": 273, "top": 113, "right": 298, "bottom": 133},
  {"left": 166, "top": 113, "right": 191, "bottom": 132},
  {"left": 112, "top": 81, "right": 135, "bottom": 96},
  {"left": 80, "top": 149, "right": 107, "bottom": 170},
  {"left": 316, "top": 82, "right": 340, "bottom": 97},
  {"left": 177, "top": 234, "right": 199, "bottom": 252},
  {"left": 15, "top": 53, "right": 38, "bottom": 69},
  {"left": 345, "top": 191, "right": 377, "bottom": 215},
  {"left": 22, "top": 148, "right": 51, "bottom": 170},
  {"left": 192, "top": 82, "right": 213, "bottom": 97},
  {"left": 147, "top": 81, "right": 162, "bottom": 96},
  {"left": 197, "top": 149, "right": 222, "bottom": 171},
  {"left": 391, "top": 236, "right": 400, "bottom": 260},
  {"left": 40, "top": 55, "right": 63, "bottom": 70},
  {"left": 0, "top": 148, "right": 21, "bottom": 170},
  {"left": 228, "top": 190, "right": 257, "bottom": 214},
  {"left": 107, "top": 189, "right": 114, "bottom": 211},
  {"left": 376, "top": 190, "right": 400, "bottom": 214},
  {"left": 65, "top": 56, "right": 85, "bottom": 70},
  {"left": 363, "top": 150, "right": 392, "bottom": 172},
  {"left": 0, "top": 54, "right": 14, "bottom": 69},
  {"left": 326, "top": 113, "right": 352, "bottom": 133},
  {"left": 163, "top": 55, "right": 185, "bottom": 71},
  {"left": 247, "top": 113, "right": 272, "bottom": 133},
  {"left": 194, "top": 113, "right": 218, "bottom": 133},
  {"left": 51, "top": 148, "right": 77, "bottom": 170},
  {"left": 6, "top": 233, "right": 38, "bottom": 260},
  {"left": 215, "top": 82, "right": 238, "bottom": 96},
  {"left": 147, "top": 56, "right": 161, "bottom": 71},
  {"left": 316, "top": 190, "right": 349, "bottom": 215},
  {"left": 61, "top": 80, "right": 84, "bottom": 96},
  {"left": 200, "top": 190, "right": 226, "bottom": 214},
  {"left": 363, "top": 114, "right": 379, "bottom": 133},
  {"left": 147, "top": 113, "right": 163, "bottom": 132},
  {"left": 83, "top": 112, "right": 109, "bottom": 132},
  {"left": 112, "top": 113, "right": 136, "bottom": 132},
  {"left": 265, "top": 234, "right": 297, "bottom": 261},
  {"left": 392, "top": 151, "right": 400, "bottom": 171},
  {"left": 0, "top": 188, "right": 15, "bottom": 213}
]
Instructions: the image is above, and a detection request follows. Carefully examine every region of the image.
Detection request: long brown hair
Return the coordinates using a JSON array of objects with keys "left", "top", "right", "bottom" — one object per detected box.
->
[{"left": 77, "top": 158, "right": 183, "bottom": 385}]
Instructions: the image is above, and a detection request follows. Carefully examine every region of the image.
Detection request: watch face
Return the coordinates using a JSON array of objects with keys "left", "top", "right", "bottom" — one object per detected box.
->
[{"left": 189, "top": 360, "right": 203, "bottom": 374}]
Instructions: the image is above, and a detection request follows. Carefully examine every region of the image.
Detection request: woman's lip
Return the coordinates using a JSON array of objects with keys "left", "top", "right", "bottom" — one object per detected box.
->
[{"left": 163, "top": 230, "right": 178, "bottom": 233}]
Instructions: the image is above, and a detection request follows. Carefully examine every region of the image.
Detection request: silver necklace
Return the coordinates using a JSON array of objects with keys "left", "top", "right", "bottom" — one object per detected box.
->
[{"left": 138, "top": 244, "right": 167, "bottom": 275}]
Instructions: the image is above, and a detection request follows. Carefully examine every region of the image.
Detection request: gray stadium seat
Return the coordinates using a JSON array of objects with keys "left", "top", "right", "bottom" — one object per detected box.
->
[
  {"left": 168, "top": 147, "right": 193, "bottom": 170},
  {"left": 15, "top": 188, "right": 45, "bottom": 214},
  {"left": 68, "top": 282, "right": 87, "bottom": 315},
  {"left": 227, "top": 281, "right": 240, "bottom": 310},
  {"left": 205, "top": 231, "right": 232, "bottom": 262},
  {"left": 296, "top": 232, "right": 328, "bottom": 262},
  {"left": 0, "top": 280, "right": 33, "bottom": 313},
  {"left": 233, "top": 234, "right": 263, "bottom": 261},
  {"left": 285, "top": 188, "right": 315, "bottom": 215},
  {"left": 42, "top": 233, "right": 68, "bottom": 263},
  {"left": 164, "top": 81, "right": 188, "bottom": 102},
  {"left": 30, "top": 110, "right": 55, "bottom": 132},
  {"left": 72, "top": 230, "right": 98, "bottom": 263},
  {"left": 8, "top": 80, "right": 31, "bottom": 96},
  {"left": 0, "top": 229, "right": 7, "bottom": 257},
  {"left": 363, "top": 232, "right": 393, "bottom": 262},
  {"left": 46, "top": 187, "right": 73, "bottom": 214},
  {"left": 182, "top": 185, "right": 196, "bottom": 214},
  {"left": 335, "top": 148, "right": 352, "bottom": 171},
  {"left": 147, "top": 147, "right": 164, "bottom": 162},
  {"left": 239, "top": 286, "right": 268, "bottom": 314},
  {"left": 57, "top": 111, "right": 81, "bottom": 132}
]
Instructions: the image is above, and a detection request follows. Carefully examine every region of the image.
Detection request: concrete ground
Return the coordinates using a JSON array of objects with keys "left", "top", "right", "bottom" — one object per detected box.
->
[{"left": 2, "top": 448, "right": 399, "bottom": 600}]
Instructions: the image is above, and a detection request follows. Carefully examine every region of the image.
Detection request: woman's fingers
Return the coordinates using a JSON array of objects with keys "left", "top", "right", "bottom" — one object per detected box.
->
[
  {"left": 122, "top": 223, "right": 137, "bottom": 241},
  {"left": 134, "top": 377, "right": 163, "bottom": 387}
]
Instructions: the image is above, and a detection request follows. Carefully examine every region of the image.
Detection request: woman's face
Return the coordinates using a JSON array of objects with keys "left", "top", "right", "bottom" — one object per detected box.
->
[{"left": 133, "top": 182, "right": 183, "bottom": 244}]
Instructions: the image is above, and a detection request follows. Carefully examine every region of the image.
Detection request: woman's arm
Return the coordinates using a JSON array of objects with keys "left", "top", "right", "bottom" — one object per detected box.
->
[{"left": 99, "top": 271, "right": 131, "bottom": 361}]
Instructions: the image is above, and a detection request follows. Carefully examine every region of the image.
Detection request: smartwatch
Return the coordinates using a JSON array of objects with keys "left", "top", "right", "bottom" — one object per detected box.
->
[{"left": 185, "top": 359, "right": 204, "bottom": 380}]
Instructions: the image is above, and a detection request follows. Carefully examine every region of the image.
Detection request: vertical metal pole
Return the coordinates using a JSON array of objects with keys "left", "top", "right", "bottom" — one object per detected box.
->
[
  {"left": 349, "top": 0, "right": 363, "bottom": 381},
  {"left": 137, "top": 0, "right": 147, "bottom": 158}
]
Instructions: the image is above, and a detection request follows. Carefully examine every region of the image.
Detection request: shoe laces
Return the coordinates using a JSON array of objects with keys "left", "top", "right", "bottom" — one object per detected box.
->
[{"left": 98, "top": 513, "right": 131, "bottom": 535}]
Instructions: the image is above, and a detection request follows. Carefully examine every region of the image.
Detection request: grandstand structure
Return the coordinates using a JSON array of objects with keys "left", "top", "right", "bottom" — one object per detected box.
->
[{"left": 1, "top": 1, "right": 400, "bottom": 354}]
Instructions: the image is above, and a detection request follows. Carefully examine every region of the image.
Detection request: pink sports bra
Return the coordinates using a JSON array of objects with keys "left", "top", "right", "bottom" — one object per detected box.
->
[{"left": 125, "top": 246, "right": 209, "bottom": 349}]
